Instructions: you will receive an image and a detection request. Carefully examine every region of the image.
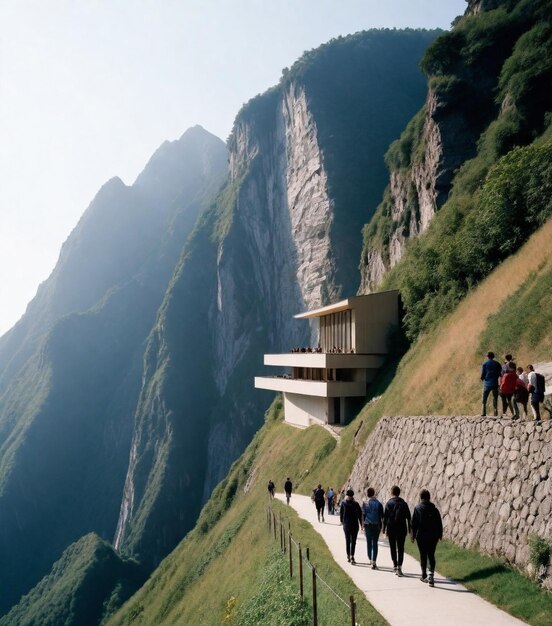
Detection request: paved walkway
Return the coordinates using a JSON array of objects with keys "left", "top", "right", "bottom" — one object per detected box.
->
[{"left": 276, "top": 494, "right": 527, "bottom": 626}]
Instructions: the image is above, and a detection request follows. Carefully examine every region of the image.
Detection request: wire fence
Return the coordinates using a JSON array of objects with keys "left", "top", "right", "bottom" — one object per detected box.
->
[{"left": 266, "top": 505, "right": 361, "bottom": 626}]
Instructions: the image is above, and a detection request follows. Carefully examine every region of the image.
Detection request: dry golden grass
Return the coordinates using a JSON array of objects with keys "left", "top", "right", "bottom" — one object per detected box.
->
[{"left": 369, "top": 218, "right": 552, "bottom": 417}]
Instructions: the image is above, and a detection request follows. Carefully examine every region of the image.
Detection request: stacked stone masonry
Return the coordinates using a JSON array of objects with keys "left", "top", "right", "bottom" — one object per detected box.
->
[{"left": 349, "top": 416, "right": 552, "bottom": 586}]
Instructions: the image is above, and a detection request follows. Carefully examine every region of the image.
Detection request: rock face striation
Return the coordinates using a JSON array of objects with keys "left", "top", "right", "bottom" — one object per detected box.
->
[{"left": 349, "top": 415, "right": 552, "bottom": 587}]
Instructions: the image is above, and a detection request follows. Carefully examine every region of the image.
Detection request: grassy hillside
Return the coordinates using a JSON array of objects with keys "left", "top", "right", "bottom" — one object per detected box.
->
[
  {"left": 107, "top": 401, "right": 384, "bottom": 626},
  {"left": 365, "top": 216, "right": 552, "bottom": 419}
]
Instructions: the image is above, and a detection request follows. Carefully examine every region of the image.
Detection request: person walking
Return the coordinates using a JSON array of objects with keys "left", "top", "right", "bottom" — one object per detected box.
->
[
  {"left": 383, "top": 485, "right": 411, "bottom": 576},
  {"left": 527, "top": 365, "right": 545, "bottom": 423},
  {"left": 411, "top": 489, "right": 443, "bottom": 587},
  {"left": 499, "top": 362, "right": 519, "bottom": 419},
  {"left": 327, "top": 487, "right": 335, "bottom": 515},
  {"left": 340, "top": 489, "right": 363, "bottom": 564},
  {"left": 362, "top": 487, "right": 384, "bottom": 569},
  {"left": 314, "top": 484, "right": 326, "bottom": 522},
  {"left": 481, "top": 351, "right": 502, "bottom": 417},
  {"left": 284, "top": 478, "right": 293, "bottom": 504},
  {"left": 267, "top": 480, "right": 275, "bottom": 499}
]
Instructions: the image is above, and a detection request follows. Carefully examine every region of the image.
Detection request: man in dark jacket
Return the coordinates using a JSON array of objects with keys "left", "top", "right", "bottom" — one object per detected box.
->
[
  {"left": 284, "top": 478, "right": 293, "bottom": 504},
  {"left": 411, "top": 489, "right": 443, "bottom": 587},
  {"left": 481, "top": 351, "right": 502, "bottom": 417},
  {"left": 340, "top": 489, "right": 363, "bottom": 564},
  {"left": 383, "top": 485, "right": 411, "bottom": 576},
  {"left": 314, "top": 484, "right": 326, "bottom": 522}
]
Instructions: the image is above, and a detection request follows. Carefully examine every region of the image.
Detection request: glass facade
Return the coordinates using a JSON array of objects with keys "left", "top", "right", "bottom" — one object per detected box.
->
[{"left": 319, "top": 309, "right": 352, "bottom": 352}]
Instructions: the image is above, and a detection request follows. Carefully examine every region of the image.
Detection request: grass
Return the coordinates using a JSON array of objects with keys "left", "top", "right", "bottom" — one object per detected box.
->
[
  {"left": 361, "top": 217, "right": 552, "bottom": 419},
  {"left": 107, "top": 409, "right": 386, "bottom": 626},
  {"left": 402, "top": 539, "right": 552, "bottom": 626}
]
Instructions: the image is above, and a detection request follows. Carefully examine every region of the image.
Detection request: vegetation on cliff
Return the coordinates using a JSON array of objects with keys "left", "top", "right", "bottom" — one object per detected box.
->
[{"left": 361, "top": 0, "right": 552, "bottom": 340}]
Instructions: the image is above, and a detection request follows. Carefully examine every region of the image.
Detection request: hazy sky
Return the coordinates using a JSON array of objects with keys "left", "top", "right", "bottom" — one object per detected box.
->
[{"left": 0, "top": 0, "right": 466, "bottom": 336}]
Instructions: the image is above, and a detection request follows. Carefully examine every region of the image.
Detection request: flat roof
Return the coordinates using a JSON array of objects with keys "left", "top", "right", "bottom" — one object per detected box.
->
[{"left": 294, "top": 290, "right": 399, "bottom": 319}]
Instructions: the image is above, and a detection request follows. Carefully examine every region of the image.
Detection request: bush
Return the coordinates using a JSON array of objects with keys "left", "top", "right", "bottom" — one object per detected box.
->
[{"left": 528, "top": 534, "right": 551, "bottom": 573}]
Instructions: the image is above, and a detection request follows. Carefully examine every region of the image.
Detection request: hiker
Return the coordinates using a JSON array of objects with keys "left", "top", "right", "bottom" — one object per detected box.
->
[
  {"left": 500, "top": 354, "right": 515, "bottom": 415},
  {"left": 527, "top": 365, "right": 545, "bottom": 423},
  {"left": 515, "top": 367, "right": 529, "bottom": 418},
  {"left": 499, "top": 362, "right": 519, "bottom": 419},
  {"left": 284, "top": 478, "right": 293, "bottom": 504},
  {"left": 314, "top": 484, "right": 326, "bottom": 522},
  {"left": 411, "top": 489, "right": 443, "bottom": 587},
  {"left": 480, "top": 351, "right": 502, "bottom": 417},
  {"left": 383, "top": 485, "right": 411, "bottom": 577},
  {"left": 267, "top": 480, "right": 275, "bottom": 499},
  {"left": 362, "top": 487, "right": 384, "bottom": 569},
  {"left": 340, "top": 489, "right": 363, "bottom": 564},
  {"left": 327, "top": 487, "right": 335, "bottom": 515}
]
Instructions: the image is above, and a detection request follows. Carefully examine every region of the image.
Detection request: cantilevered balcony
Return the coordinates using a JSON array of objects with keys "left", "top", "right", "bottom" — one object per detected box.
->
[
  {"left": 254, "top": 376, "right": 366, "bottom": 397},
  {"left": 263, "top": 353, "right": 386, "bottom": 369}
]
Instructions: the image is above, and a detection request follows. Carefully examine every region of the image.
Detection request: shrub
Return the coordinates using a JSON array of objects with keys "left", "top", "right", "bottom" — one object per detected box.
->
[{"left": 528, "top": 534, "right": 551, "bottom": 573}]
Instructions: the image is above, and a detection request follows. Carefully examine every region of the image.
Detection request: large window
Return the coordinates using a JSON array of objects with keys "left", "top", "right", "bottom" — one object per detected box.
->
[{"left": 319, "top": 309, "right": 352, "bottom": 352}]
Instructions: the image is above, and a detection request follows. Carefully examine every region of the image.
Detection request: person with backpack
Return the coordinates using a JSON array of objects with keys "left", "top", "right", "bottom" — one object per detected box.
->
[
  {"left": 481, "top": 351, "right": 502, "bottom": 417},
  {"left": 362, "top": 487, "right": 384, "bottom": 569},
  {"left": 267, "top": 480, "right": 275, "bottom": 499},
  {"left": 340, "top": 489, "right": 363, "bottom": 564},
  {"left": 313, "top": 484, "right": 326, "bottom": 522},
  {"left": 526, "top": 365, "right": 545, "bottom": 423},
  {"left": 383, "top": 485, "right": 411, "bottom": 577},
  {"left": 411, "top": 489, "right": 443, "bottom": 587},
  {"left": 284, "top": 478, "right": 293, "bottom": 504}
]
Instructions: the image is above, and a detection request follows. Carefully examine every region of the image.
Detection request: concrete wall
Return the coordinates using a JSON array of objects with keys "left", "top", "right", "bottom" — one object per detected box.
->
[
  {"left": 349, "top": 416, "right": 552, "bottom": 586},
  {"left": 352, "top": 290, "right": 399, "bottom": 354},
  {"left": 284, "top": 393, "right": 328, "bottom": 427}
]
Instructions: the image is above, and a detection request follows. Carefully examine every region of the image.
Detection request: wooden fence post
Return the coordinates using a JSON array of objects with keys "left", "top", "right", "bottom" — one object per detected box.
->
[
  {"left": 289, "top": 531, "right": 293, "bottom": 577},
  {"left": 298, "top": 543, "right": 304, "bottom": 599},
  {"left": 312, "top": 566, "right": 318, "bottom": 626},
  {"left": 350, "top": 595, "right": 356, "bottom": 626}
]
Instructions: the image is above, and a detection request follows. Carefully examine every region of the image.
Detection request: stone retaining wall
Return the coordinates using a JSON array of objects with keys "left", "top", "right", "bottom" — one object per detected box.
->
[{"left": 349, "top": 416, "right": 552, "bottom": 585}]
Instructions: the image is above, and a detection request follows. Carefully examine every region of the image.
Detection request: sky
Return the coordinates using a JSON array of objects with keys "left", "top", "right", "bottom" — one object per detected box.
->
[{"left": 0, "top": 0, "right": 466, "bottom": 336}]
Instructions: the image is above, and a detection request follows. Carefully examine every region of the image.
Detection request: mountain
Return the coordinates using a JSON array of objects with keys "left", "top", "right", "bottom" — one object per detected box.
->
[
  {"left": 112, "top": 28, "right": 439, "bottom": 571},
  {"left": 0, "top": 126, "right": 227, "bottom": 612},
  {"left": 0, "top": 534, "right": 145, "bottom": 626}
]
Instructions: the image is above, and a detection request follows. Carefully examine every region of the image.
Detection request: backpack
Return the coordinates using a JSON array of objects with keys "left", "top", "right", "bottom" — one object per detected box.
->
[
  {"left": 536, "top": 373, "right": 546, "bottom": 402},
  {"left": 363, "top": 499, "right": 381, "bottom": 525}
]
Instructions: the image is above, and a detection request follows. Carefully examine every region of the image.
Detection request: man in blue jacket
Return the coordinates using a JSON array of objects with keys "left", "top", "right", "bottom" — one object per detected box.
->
[{"left": 481, "top": 351, "right": 502, "bottom": 417}]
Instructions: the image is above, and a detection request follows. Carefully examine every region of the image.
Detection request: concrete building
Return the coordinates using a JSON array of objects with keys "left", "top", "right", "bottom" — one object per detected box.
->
[{"left": 255, "top": 290, "right": 400, "bottom": 427}]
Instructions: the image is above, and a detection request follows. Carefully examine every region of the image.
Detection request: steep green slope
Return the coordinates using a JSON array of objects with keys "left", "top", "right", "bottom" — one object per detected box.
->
[
  {"left": 0, "top": 534, "right": 145, "bottom": 626},
  {"left": 108, "top": 401, "right": 384, "bottom": 626},
  {"left": 360, "top": 0, "right": 552, "bottom": 340}
]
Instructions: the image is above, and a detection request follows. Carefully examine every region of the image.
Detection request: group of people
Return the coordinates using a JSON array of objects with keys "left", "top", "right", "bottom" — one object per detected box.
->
[
  {"left": 481, "top": 352, "right": 546, "bottom": 421},
  {"left": 339, "top": 486, "right": 442, "bottom": 587},
  {"left": 271, "top": 479, "right": 442, "bottom": 586},
  {"left": 289, "top": 346, "right": 356, "bottom": 354}
]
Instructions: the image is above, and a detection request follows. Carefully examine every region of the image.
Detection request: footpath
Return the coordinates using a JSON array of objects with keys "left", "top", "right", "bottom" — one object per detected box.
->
[{"left": 276, "top": 493, "right": 527, "bottom": 626}]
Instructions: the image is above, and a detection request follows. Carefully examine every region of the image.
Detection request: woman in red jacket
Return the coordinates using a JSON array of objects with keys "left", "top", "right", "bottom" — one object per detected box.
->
[{"left": 500, "top": 362, "right": 520, "bottom": 419}]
